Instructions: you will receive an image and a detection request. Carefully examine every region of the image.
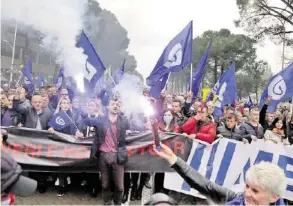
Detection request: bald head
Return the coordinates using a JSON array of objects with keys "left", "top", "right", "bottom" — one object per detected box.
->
[{"left": 32, "top": 95, "right": 42, "bottom": 111}]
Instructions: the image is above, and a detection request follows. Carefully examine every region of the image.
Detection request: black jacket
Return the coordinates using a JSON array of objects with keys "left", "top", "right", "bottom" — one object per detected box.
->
[
  {"left": 259, "top": 104, "right": 278, "bottom": 132},
  {"left": 1, "top": 107, "right": 23, "bottom": 126},
  {"left": 13, "top": 99, "right": 52, "bottom": 130},
  {"left": 172, "top": 157, "right": 239, "bottom": 203},
  {"left": 85, "top": 115, "right": 130, "bottom": 158},
  {"left": 172, "top": 157, "right": 285, "bottom": 205},
  {"left": 216, "top": 124, "right": 244, "bottom": 141}
]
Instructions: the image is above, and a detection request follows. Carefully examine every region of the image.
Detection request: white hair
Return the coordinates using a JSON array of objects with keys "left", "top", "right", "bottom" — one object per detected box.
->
[{"left": 246, "top": 161, "right": 287, "bottom": 196}]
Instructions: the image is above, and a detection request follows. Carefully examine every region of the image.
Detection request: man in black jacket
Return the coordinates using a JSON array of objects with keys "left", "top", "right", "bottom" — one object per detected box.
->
[
  {"left": 13, "top": 93, "right": 52, "bottom": 130},
  {"left": 216, "top": 113, "right": 245, "bottom": 142},
  {"left": 88, "top": 97, "right": 129, "bottom": 205},
  {"left": 259, "top": 96, "right": 277, "bottom": 132}
]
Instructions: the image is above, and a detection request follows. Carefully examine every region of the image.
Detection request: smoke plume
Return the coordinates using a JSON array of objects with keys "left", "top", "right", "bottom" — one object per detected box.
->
[
  {"left": 113, "top": 74, "right": 152, "bottom": 125},
  {"left": 1, "top": 0, "right": 88, "bottom": 83}
]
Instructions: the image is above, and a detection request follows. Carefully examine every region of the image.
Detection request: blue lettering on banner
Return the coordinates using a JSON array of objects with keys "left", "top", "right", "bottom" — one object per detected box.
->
[
  {"left": 181, "top": 143, "right": 206, "bottom": 192},
  {"left": 205, "top": 141, "right": 219, "bottom": 179},
  {"left": 278, "top": 155, "right": 293, "bottom": 192},
  {"left": 215, "top": 142, "right": 236, "bottom": 186},
  {"left": 234, "top": 159, "right": 251, "bottom": 185},
  {"left": 253, "top": 151, "right": 273, "bottom": 164}
]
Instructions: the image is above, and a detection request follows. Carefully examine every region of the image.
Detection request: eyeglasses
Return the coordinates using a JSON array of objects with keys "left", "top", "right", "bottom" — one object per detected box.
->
[{"left": 61, "top": 93, "right": 68, "bottom": 96}]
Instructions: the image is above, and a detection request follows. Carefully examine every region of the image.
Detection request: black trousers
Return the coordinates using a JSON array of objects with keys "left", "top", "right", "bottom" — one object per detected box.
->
[{"left": 99, "top": 152, "right": 124, "bottom": 205}]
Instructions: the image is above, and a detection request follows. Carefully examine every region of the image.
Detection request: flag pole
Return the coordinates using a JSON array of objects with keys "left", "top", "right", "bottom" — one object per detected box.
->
[
  {"left": 106, "top": 66, "right": 117, "bottom": 86},
  {"left": 189, "top": 63, "right": 193, "bottom": 91}
]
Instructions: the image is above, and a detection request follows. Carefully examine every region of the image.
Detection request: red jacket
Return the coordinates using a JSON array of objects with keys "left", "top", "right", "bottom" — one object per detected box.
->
[{"left": 181, "top": 118, "right": 216, "bottom": 144}]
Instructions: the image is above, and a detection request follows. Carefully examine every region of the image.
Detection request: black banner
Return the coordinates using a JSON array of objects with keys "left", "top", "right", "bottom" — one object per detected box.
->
[{"left": 1, "top": 127, "right": 192, "bottom": 173}]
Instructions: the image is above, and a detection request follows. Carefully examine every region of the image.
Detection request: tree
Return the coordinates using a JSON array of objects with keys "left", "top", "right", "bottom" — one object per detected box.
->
[
  {"left": 235, "top": 0, "right": 293, "bottom": 42},
  {"left": 83, "top": 0, "right": 138, "bottom": 75},
  {"left": 167, "top": 29, "right": 271, "bottom": 98}
]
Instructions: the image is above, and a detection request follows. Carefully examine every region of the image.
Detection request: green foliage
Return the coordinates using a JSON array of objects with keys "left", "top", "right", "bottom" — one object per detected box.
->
[{"left": 168, "top": 29, "right": 271, "bottom": 99}]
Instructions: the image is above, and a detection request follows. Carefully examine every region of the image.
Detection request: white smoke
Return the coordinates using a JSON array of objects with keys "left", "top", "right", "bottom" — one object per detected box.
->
[
  {"left": 1, "top": 0, "right": 88, "bottom": 89},
  {"left": 113, "top": 74, "right": 152, "bottom": 120}
]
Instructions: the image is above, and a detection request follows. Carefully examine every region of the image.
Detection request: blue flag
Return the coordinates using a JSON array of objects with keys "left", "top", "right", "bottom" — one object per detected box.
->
[
  {"left": 54, "top": 67, "right": 64, "bottom": 91},
  {"left": 22, "top": 57, "right": 35, "bottom": 95},
  {"left": 113, "top": 59, "right": 125, "bottom": 84},
  {"left": 36, "top": 73, "right": 45, "bottom": 88},
  {"left": 146, "top": 21, "right": 193, "bottom": 86},
  {"left": 259, "top": 62, "right": 293, "bottom": 112},
  {"left": 149, "top": 72, "right": 170, "bottom": 98},
  {"left": 48, "top": 111, "right": 73, "bottom": 130},
  {"left": 191, "top": 41, "right": 212, "bottom": 102},
  {"left": 213, "top": 63, "right": 237, "bottom": 117},
  {"left": 247, "top": 95, "right": 253, "bottom": 108},
  {"left": 77, "top": 31, "right": 106, "bottom": 94}
]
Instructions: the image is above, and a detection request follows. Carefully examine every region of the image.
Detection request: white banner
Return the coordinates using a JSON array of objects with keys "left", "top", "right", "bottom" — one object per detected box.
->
[{"left": 164, "top": 139, "right": 293, "bottom": 201}]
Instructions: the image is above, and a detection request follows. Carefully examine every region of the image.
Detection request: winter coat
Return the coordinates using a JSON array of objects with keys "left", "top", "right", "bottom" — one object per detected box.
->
[
  {"left": 181, "top": 118, "right": 216, "bottom": 144},
  {"left": 216, "top": 124, "right": 244, "bottom": 141}
]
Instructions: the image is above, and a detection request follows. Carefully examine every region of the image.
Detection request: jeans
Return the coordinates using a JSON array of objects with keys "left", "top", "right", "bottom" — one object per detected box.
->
[{"left": 99, "top": 152, "right": 124, "bottom": 205}]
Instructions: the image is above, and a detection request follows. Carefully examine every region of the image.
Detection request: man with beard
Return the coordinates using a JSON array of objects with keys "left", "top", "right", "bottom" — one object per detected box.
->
[{"left": 88, "top": 97, "right": 129, "bottom": 205}]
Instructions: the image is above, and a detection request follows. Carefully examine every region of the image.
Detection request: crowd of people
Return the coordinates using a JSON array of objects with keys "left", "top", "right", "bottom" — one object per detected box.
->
[{"left": 1, "top": 82, "right": 292, "bottom": 205}]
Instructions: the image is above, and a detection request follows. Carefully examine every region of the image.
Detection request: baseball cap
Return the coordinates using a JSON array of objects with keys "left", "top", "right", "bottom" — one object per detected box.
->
[{"left": 1, "top": 150, "right": 37, "bottom": 196}]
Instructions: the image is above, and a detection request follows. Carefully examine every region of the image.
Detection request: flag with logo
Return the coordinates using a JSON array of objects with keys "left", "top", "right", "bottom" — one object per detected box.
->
[
  {"left": 146, "top": 21, "right": 193, "bottom": 86},
  {"left": 54, "top": 67, "right": 65, "bottom": 91},
  {"left": 77, "top": 31, "right": 106, "bottom": 94},
  {"left": 22, "top": 57, "right": 35, "bottom": 95},
  {"left": 213, "top": 63, "right": 237, "bottom": 117},
  {"left": 191, "top": 41, "right": 212, "bottom": 102},
  {"left": 259, "top": 62, "right": 293, "bottom": 112},
  {"left": 149, "top": 72, "right": 170, "bottom": 98},
  {"left": 113, "top": 59, "right": 125, "bottom": 84},
  {"left": 36, "top": 73, "right": 45, "bottom": 88},
  {"left": 48, "top": 111, "right": 73, "bottom": 130}
]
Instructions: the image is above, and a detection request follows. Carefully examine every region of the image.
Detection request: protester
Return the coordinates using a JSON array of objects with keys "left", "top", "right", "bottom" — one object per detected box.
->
[
  {"left": 206, "top": 101, "right": 215, "bottom": 122},
  {"left": 88, "top": 97, "right": 129, "bottom": 205},
  {"left": 236, "top": 111, "right": 244, "bottom": 126},
  {"left": 158, "top": 109, "right": 180, "bottom": 132},
  {"left": 259, "top": 96, "right": 277, "bottom": 132},
  {"left": 216, "top": 113, "right": 245, "bottom": 141},
  {"left": 181, "top": 106, "right": 216, "bottom": 144},
  {"left": 48, "top": 97, "right": 83, "bottom": 140},
  {"left": 13, "top": 92, "right": 52, "bottom": 130},
  {"left": 154, "top": 142, "right": 287, "bottom": 205},
  {"left": 240, "top": 107, "right": 264, "bottom": 141},
  {"left": 1, "top": 94, "right": 22, "bottom": 127},
  {"left": 264, "top": 119, "right": 289, "bottom": 145}
]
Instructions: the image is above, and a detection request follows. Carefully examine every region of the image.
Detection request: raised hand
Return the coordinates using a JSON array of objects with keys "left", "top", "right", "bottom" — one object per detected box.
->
[{"left": 153, "top": 142, "right": 177, "bottom": 165}]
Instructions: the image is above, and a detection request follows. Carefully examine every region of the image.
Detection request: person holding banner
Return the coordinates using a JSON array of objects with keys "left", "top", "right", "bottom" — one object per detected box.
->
[
  {"left": 48, "top": 96, "right": 83, "bottom": 197},
  {"left": 153, "top": 143, "right": 287, "bottom": 205}
]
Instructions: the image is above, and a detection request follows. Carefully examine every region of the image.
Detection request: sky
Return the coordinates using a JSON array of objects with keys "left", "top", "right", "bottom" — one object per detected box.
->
[{"left": 98, "top": 0, "right": 288, "bottom": 78}]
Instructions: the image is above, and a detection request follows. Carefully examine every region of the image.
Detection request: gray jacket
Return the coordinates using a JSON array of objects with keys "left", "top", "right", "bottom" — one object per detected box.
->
[
  {"left": 13, "top": 99, "right": 52, "bottom": 130},
  {"left": 216, "top": 124, "right": 244, "bottom": 141},
  {"left": 239, "top": 122, "right": 264, "bottom": 141}
]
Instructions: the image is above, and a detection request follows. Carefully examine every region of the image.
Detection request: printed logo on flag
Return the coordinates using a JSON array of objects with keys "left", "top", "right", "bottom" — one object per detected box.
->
[
  {"left": 84, "top": 59, "right": 97, "bottom": 81},
  {"left": 268, "top": 75, "right": 286, "bottom": 100},
  {"left": 163, "top": 43, "right": 183, "bottom": 68},
  {"left": 56, "top": 76, "right": 62, "bottom": 89},
  {"left": 215, "top": 82, "right": 227, "bottom": 108},
  {"left": 24, "top": 76, "right": 31, "bottom": 84},
  {"left": 55, "top": 117, "right": 65, "bottom": 126}
]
